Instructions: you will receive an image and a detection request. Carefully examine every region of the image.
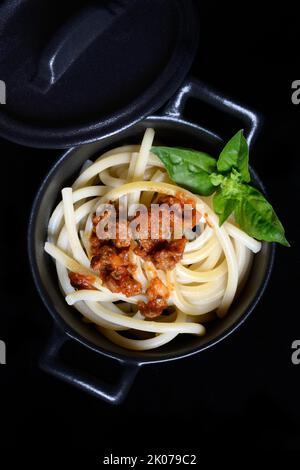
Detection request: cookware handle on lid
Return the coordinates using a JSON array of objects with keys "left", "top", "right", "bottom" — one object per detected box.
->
[
  {"left": 39, "top": 327, "right": 140, "bottom": 404},
  {"left": 32, "top": 1, "right": 132, "bottom": 93},
  {"left": 163, "top": 77, "right": 262, "bottom": 148}
]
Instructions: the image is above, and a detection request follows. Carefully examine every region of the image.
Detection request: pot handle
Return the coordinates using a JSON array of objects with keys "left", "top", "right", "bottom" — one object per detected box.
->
[
  {"left": 39, "top": 327, "right": 140, "bottom": 404},
  {"left": 162, "top": 77, "right": 262, "bottom": 148},
  {"left": 32, "top": 1, "right": 132, "bottom": 93}
]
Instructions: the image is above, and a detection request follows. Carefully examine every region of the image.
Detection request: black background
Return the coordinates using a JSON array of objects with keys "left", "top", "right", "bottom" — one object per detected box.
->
[{"left": 0, "top": 0, "right": 299, "bottom": 461}]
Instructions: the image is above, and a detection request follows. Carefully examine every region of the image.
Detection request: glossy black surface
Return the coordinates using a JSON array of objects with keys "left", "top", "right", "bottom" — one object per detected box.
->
[
  {"left": 0, "top": 0, "right": 199, "bottom": 148},
  {"left": 28, "top": 78, "right": 274, "bottom": 403},
  {"left": 33, "top": 2, "right": 134, "bottom": 93},
  {"left": 0, "top": 0, "right": 299, "bottom": 457}
]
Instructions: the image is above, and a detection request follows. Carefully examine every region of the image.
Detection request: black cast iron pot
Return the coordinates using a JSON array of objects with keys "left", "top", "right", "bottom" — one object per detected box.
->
[{"left": 28, "top": 78, "right": 275, "bottom": 404}]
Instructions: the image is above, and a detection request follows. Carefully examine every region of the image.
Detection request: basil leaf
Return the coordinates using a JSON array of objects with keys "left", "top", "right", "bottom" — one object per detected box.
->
[
  {"left": 234, "top": 185, "right": 290, "bottom": 246},
  {"left": 213, "top": 188, "right": 237, "bottom": 226},
  {"left": 217, "top": 130, "right": 251, "bottom": 182},
  {"left": 151, "top": 147, "right": 217, "bottom": 196}
]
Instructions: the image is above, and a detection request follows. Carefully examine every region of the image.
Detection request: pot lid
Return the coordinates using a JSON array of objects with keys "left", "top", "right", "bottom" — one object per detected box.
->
[{"left": 0, "top": 0, "right": 199, "bottom": 148}]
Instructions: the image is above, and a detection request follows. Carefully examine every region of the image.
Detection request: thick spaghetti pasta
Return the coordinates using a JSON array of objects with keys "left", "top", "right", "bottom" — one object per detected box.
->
[{"left": 45, "top": 128, "right": 261, "bottom": 350}]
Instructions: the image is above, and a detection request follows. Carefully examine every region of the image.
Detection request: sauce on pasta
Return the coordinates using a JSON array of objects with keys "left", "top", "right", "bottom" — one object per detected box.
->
[{"left": 44, "top": 128, "right": 262, "bottom": 350}]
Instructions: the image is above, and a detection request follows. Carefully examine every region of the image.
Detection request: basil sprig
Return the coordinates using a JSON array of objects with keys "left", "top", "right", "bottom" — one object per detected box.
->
[{"left": 151, "top": 130, "right": 289, "bottom": 246}]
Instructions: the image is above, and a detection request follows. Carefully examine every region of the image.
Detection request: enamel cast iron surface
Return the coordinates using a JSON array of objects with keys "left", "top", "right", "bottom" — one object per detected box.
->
[
  {"left": 0, "top": 0, "right": 199, "bottom": 148},
  {"left": 28, "top": 79, "right": 275, "bottom": 403}
]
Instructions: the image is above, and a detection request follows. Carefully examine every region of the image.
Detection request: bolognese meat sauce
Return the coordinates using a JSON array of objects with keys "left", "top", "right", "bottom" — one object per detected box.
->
[
  {"left": 69, "top": 272, "right": 95, "bottom": 290},
  {"left": 133, "top": 195, "right": 189, "bottom": 270},
  {"left": 91, "top": 244, "right": 142, "bottom": 297},
  {"left": 138, "top": 277, "right": 170, "bottom": 319},
  {"left": 70, "top": 193, "right": 196, "bottom": 318}
]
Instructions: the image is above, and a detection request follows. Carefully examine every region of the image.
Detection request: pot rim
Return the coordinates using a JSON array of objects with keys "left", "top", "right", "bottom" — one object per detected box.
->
[{"left": 28, "top": 115, "right": 276, "bottom": 366}]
